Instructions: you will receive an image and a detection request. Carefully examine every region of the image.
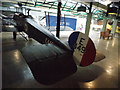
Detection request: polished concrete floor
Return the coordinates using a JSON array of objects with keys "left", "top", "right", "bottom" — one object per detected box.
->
[{"left": 2, "top": 30, "right": 120, "bottom": 88}]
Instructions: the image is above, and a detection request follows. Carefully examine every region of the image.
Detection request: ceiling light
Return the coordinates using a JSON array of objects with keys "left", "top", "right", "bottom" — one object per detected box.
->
[{"left": 77, "top": 6, "right": 86, "bottom": 12}]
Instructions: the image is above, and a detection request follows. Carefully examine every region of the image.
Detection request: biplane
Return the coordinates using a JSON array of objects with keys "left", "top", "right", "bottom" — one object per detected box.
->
[{"left": 5, "top": 1, "right": 120, "bottom": 85}]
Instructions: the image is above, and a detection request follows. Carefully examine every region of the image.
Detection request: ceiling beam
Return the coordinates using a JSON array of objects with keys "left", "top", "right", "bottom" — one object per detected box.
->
[{"left": 74, "top": 0, "right": 107, "bottom": 11}]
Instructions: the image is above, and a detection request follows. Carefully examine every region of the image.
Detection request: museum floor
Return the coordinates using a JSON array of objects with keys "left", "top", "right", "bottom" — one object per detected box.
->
[{"left": 2, "top": 30, "right": 120, "bottom": 88}]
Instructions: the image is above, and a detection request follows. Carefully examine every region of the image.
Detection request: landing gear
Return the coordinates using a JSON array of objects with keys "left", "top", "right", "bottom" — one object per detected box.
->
[{"left": 13, "top": 31, "right": 17, "bottom": 40}]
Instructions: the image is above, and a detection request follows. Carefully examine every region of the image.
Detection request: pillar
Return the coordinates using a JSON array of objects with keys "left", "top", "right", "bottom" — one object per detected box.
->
[
  {"left": 111, "top": 19, "right": 118, "bottom": 34},
  {"left": 85, "top": 13, "right": 92, "bottom": 36},
  {"left": 101, "top": 18, "right": 108, "bottom": 32}
]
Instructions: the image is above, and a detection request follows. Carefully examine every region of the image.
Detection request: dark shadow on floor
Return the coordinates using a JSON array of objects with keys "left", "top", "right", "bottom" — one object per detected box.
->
[{"left": 47, "top": 64, "right": 105, "bottom": 88}]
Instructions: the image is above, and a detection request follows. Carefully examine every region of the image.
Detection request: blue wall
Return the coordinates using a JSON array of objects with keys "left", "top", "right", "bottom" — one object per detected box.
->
[{"left": 46, "top": 15, "right": 77, "bottom": 30}]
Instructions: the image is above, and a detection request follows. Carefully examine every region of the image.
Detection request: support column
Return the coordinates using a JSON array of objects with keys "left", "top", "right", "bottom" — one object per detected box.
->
[
  {"left": 64, "top": 14, "right": 66, "bottom": 30},
  {"left": 56, "top": 0, "right": 61, "bottom": 38},
  {"left": 101, "top": 18, "right": 108, "bottom": 32},
  {"left": 48, "top": 12, "right": 50, "bottom": 30},
  {"left": 85, "top": 2, "right": 92, "bottom": 36},
  {"left": 85, "top": 13, "right": 92, "bottom": 36},
  {"left": 111, "top": 19, "right": 118, "bottom": 34}
]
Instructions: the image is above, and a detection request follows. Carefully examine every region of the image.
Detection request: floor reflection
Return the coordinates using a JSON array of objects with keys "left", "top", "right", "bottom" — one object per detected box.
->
[
  {"left": 2, "top": 29, "right": 119, "bottom": 88},
  {"left": 85, "top": 81, "right": 95, "bottom": 88},
  {"left": 13, "top": 50, "right": 21, "bottom": 63}
]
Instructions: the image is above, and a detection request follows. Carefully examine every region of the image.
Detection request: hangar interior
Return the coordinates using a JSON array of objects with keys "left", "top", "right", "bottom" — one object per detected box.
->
[{"left": 1, "top": 0, "right": 120, "bottom": 88}]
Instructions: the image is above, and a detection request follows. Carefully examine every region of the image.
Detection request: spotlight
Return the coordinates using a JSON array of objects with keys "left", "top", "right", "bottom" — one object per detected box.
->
[{"left": 77, "top": 6, "right": 86, "bottom": 12}]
